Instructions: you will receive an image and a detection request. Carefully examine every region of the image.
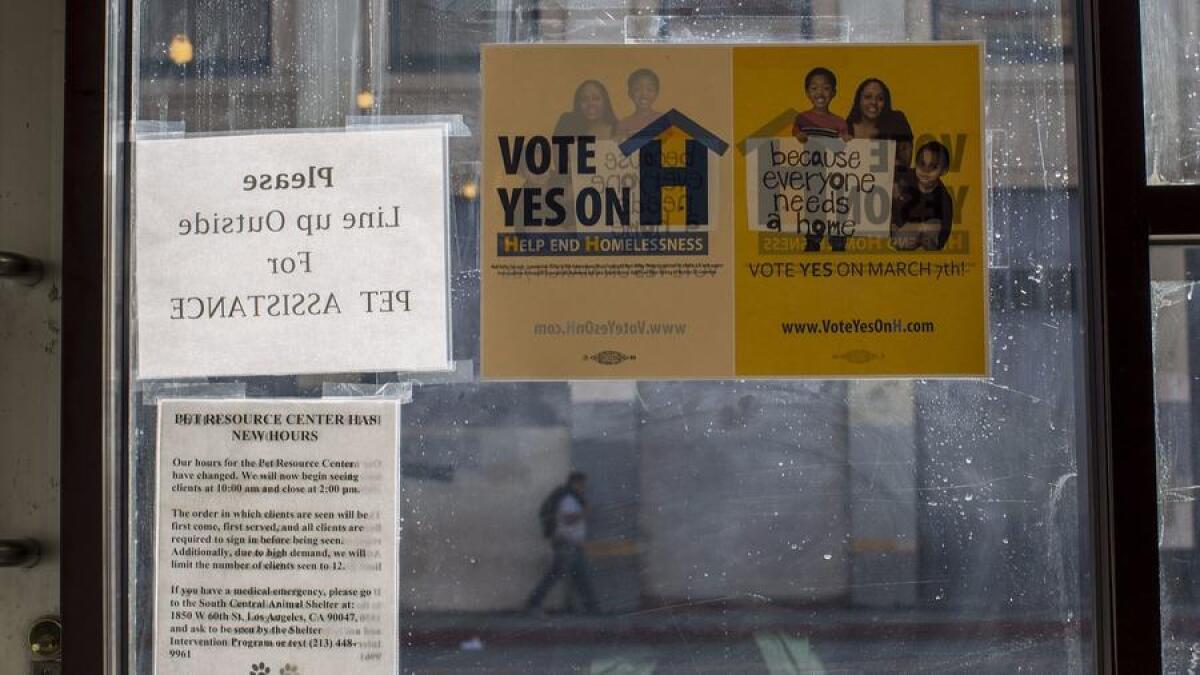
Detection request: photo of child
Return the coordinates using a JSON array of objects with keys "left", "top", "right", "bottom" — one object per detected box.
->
[
  {"left": 616, "top": 68, "right": 662, "bottom": 140},
  {"left": 892, "top": 141, "right": 954, "bottom": 251},
  {"left": 791, "top": 67, "right": 850, "bottom": 141}
]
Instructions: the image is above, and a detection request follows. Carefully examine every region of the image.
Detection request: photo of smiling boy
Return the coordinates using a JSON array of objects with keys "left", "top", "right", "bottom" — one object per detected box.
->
[
  {"left": 892, "top": 141, "right": 954, "bottom": 251},
  {"left": 616, "top": 68, "right": 663, "bottom": 139},
  {"left": 791, "top": 67, "right": 849, "bottom": 142}
]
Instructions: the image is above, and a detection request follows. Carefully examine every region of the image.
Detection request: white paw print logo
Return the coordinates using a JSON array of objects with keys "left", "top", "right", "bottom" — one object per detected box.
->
[{"left": 281, "top": 665, "right": 300, "bottom": 675}]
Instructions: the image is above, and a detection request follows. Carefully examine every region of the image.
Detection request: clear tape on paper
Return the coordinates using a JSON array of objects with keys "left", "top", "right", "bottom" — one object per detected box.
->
[
  {"left": 140, "top": 112, "right": 469, "bottom": 141},
  {"left": 139, "top": 380, "right": 415, "bottom": 405},
  {"left": 322, "top": 380, "right": 414, "bottom": 403},
  {"left": 346, "top": 114, "right": 472, "bottom": 137},
  {"left": 139, "top": 381, "right": 247, "bottom": 405},
  {"left": 134, "top": 120, "right": 186, "bottom": 139},
  {"left": 402, "top": 359, "right": 476, "bottom": 386},
  {"left": 624, "top": 15, "right": 849, "bottom": 43}
]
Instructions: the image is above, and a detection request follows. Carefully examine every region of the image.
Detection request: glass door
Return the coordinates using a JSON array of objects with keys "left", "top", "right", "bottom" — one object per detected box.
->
[{"left": 99, "top": 1, "right": 1103, "bottom": 672}]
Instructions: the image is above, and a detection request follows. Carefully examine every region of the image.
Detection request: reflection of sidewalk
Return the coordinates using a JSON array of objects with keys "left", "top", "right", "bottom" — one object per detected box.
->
[
  {"left": 401, "top": 607, "right": 1082, "bottom": 649},
  {"left": 400, "top": 608, "right": 1089, "bottom": 674}
]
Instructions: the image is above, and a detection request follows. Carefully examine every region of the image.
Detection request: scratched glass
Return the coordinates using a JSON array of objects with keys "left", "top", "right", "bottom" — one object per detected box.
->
[
  {"left": 1150, "top": 247, "right": 1200, "bottom": 670},
  {"left": 1142, "top": 0, "right": 1200, "bottom": 184},
  {"left": 127, "top": 1, "right": 1094, "bottom": 672}
]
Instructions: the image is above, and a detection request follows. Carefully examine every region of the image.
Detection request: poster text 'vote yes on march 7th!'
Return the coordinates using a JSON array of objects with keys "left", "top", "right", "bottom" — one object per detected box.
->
[{"left": 480, "top": 43, "right": 986, "bottom": 379}]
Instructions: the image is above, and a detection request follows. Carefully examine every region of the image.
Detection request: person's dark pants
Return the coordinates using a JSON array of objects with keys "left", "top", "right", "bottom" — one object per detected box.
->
[{"left": 525, "top": 541, "right": 598, "bottom": 613}]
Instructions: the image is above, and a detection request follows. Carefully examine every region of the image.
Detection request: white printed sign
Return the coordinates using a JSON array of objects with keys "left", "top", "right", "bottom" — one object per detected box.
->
[
  {"left": 154, "top": 399, "right": 398, "bottom": 675},
  {"left": 135, "top": 128, "right": 451, "bottom": 378}
]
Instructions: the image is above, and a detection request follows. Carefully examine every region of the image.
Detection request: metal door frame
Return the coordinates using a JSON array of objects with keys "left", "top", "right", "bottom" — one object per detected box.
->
[{"left": 62, "top": 0, "right": 128, "bottom": 671}]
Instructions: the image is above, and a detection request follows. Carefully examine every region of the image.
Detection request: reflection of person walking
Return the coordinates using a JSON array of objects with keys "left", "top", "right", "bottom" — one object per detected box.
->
[{"left": 525, "top": 471, "right": 599, "bottom": 615}]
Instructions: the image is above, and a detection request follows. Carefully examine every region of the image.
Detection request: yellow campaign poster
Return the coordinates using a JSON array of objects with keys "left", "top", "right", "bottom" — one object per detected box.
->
[
  {"left": 481, "top": 45, "right": 735, "bottom": 379},
  {"left": 734, "top": 44, "right": 986, "bottom": 377},
  {"left": 481, "top": 43, "right": 986, "bottom": 380}
]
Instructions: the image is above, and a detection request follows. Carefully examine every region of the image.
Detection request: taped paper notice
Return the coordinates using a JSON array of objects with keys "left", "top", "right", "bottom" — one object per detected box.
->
[
  {"left": 153, "top": 399, "right": 398, "bottom": 674},
  {"left": 135, "top": 128, "right": 451, "bottom": 378}
]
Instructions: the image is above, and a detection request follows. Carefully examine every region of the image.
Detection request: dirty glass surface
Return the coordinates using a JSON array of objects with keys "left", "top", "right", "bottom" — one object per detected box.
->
[
  {"left": 1150, "top": 246, "right": 1200, "bottom": 672},
  {"left": 1142, "top": 0, "right": 1200, "bottom": 184},
  {"left": 127, "top": 1, "right": 1093, "bottom": 673}
]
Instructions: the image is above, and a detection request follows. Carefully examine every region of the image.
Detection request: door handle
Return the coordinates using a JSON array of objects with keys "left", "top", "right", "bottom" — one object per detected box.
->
[
  {"left": 0, "top": 251, "right": 43, "bottom": 286},
  {"left": 0, "top": 538, "right": 40, "bottom": 568}
]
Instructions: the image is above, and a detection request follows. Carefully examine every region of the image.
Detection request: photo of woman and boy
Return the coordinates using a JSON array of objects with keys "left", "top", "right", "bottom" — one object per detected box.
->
[
  {"left": 551, "top": 68, "right": 664, "bottom": 142},
  {"left": 790, "top": 66, "right": 955, "bottom": 251},
  {"left": 514, "top": 70, "right": 663, "bottom": 227},
  {"left": 532, "top": 68, "right": 680, "bottom": 228}
]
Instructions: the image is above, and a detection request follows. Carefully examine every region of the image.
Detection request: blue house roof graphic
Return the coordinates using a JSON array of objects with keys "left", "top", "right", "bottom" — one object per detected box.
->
[{"left": 618, "top": 109, "right": 730, "bottom": 157}]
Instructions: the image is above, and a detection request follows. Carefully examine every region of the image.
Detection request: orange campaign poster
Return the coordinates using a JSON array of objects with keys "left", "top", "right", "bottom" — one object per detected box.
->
[
  {"left": 481, "top": 45, "right": 735, "bottom": 379},
  {"left": 481, "top": 43, "right": 986, "bottom": 380}
]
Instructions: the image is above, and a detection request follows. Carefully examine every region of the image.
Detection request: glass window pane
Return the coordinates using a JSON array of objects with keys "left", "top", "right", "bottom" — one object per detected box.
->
[
  {"left": 1142, "top": 0, "right": 1200, "bottom": 184},
  {"left": 126, "top": 1, "right": 1094, "bottom": 673},
  {"left": 1151, "top": 246, "right": 1200, "bottom": 670}
]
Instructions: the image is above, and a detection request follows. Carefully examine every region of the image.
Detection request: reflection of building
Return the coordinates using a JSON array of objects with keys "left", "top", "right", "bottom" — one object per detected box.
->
[
  {"left": 1140, "top": 0, "right": 1200, "bottom": 183},
  {"left": 135, "top": 0, "right": 1085, "bottom": 618}
]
